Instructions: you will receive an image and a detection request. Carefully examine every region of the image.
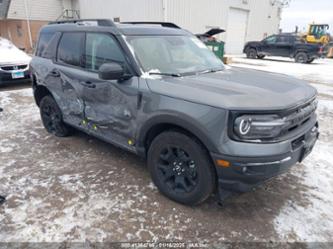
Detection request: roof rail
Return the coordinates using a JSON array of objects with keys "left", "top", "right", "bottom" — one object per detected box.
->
[
  {"left": 49, "top": 19, "right": 116, "bottom": 27},
  {"left": 121, "top": 22, "right": 181, "bottom": 29}
]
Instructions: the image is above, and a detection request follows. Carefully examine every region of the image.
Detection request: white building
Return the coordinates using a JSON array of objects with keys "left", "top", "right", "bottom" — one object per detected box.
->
[{"left": 77, "top": 0, "right": 285, "bottom": 54}]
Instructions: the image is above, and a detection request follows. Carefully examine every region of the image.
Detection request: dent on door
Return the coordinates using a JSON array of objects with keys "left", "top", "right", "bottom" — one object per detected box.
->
[
  {"left": 44, "top": 68, "right": 84, "bottom": 121},
  {"left": 59, "top": 73, "right": 84, "bottom": 117},
  {"left": 80, "top": 77, "right": 139, "bottom": 142}
]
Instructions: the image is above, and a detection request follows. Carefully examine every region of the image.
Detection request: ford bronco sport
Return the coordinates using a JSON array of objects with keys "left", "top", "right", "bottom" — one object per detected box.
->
[{"left": 31, "top": 20, "right": 319, "bottom": 205}]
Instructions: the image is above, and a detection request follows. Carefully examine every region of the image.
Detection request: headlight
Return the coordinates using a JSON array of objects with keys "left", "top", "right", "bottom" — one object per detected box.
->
[{"left": 234, "top": 114, "right": 286, "bottom": 141}]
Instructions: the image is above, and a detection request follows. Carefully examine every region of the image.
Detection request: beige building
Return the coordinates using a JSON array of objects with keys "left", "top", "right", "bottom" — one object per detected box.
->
[
  {"left": 77, "top": 0, "right": 286, "bottom": 54},
  {"left": 0, "top": 0, "right": 79, "bottom": 52},
  {"left": 1, "top": 0, "right": 287, "bottom": 54}
]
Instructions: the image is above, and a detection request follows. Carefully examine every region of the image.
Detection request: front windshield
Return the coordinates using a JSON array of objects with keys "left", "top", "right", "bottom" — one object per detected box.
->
[{"left": 126, "top": 35, "right": 224, "bottom": 76}]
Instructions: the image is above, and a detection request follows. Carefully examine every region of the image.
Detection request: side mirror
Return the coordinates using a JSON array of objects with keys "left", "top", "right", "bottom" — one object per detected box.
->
[{"left": 98, "top": 62, "right": 125, "bottom": 80}]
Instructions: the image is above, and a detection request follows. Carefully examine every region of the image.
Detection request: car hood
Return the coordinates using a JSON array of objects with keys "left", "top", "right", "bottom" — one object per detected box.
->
[
  {"left": 145, "top": 67, "right": 317, "bottom": 111},
  {"left": 0, "top": 46, "right": 31, "bottom": 65},
  {"left": 246, "top": 41, "right": 262, "bottom": 46}
]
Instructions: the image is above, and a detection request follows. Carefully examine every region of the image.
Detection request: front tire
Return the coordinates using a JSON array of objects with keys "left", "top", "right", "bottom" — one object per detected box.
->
[
  {"left": 147, "top": 131, "right": 216, "bottom": 205},
  {"left": 39, "top": 95, "right": 71, "bottom": 137},
  {"left": 246, "top": 48, "right": 257, "bottom": 59},
  {"left": 307, "top": 58, "right": 315, "bottom": 64},
  {"left": 295, "top": 52, "right": 308, "bottom": 63}
]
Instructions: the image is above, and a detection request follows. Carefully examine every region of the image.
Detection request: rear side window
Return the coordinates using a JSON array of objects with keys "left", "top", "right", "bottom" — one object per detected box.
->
[
  {"left": 84, "top": 33, "right": 125, "bottom": 71},
  {"left": 57, "top": 32, "right": 84, "bottom": 67},
  {"left": 36, "top": 32, "right": 54, "bottom": 57}
]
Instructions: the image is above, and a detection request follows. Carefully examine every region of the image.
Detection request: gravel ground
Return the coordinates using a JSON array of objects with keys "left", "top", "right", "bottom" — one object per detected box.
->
[{"left": 0, "top": 58, "right": 332, "bottom": 246}]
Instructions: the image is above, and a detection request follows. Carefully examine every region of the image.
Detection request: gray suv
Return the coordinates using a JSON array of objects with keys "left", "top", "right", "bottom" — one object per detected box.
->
[{"left": 31, "top": 20, "right": 319, "bottom": 205}]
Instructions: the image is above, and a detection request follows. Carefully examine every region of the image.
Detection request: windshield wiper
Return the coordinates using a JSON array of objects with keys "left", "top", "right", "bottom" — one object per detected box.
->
[
  {"left": 199, "top": 68, "right": 224, "bottom": 75},
  {"left": 148, "top": 72, "right": 182, "bottom": 77}
]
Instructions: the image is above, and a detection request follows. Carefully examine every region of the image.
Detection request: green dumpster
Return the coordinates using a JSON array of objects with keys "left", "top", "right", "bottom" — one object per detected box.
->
[{"left": 205, "top": 41, "right": 225, "bottom": 59}]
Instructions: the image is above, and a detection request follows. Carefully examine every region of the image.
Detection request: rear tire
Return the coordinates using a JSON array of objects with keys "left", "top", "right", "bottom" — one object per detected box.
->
[
  {"left": 39, "top": 95, "right": 72, "bottom": 137},
  {"left": 246, "top": 48, "right": 257, "bottom": 59},
  {"left": 295, "top": 52, "right": 308, "bottom": 63},
  {"left": 147, "top": 131, "right": 216, "bottom": 205}
]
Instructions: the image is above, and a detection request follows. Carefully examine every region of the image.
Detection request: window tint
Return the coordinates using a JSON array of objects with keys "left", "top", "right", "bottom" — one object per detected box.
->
[
  {"left": 264, "top": 35, "right": 277, "bottom": 44},
  {"left": 276, "top": 36, "right": 289, "bottom": 43},
  {"left": 36, "top": 32, "right": 54, "bottom": 57},
  {"left": 84, "top": 33, "right": 125, "bottom": 71},
  {"left": 57, "top": 32, "right": 84, "bottom": 67}
]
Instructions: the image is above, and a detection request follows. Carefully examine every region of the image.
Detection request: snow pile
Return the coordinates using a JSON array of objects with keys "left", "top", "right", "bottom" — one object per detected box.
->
[
  {"left": 274, "top": 141, "right": 333, "bottom": 242},
  {"left": 231, "top": 57, "right": 333, "bottom": 85}
]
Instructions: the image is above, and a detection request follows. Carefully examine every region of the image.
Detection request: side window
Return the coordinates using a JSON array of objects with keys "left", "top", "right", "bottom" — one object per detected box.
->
[
  {"left": 276, "top": 36, "right": 289, "bottom": 44},
  {"left": 84, "top": 33, "right": 126, "bottom": 71},
  {"left": 264, "top": 35, "right": 277, "bottom": 44},
  {"left": 36, "top": 32, "right": 54, "bottom": 57},
  {"left": 57, "top": 32, "right": 84, "bottom": 67}
]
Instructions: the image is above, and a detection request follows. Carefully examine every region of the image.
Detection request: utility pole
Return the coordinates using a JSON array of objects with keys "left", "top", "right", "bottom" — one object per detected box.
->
[{"left": 23, "top": 0, "right": 33, "bottom": 51}]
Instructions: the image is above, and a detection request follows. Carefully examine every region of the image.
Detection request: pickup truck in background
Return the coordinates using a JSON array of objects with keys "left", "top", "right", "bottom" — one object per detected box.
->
[{"left": 243, "top": 33, "right": 325, "bottom": 63}]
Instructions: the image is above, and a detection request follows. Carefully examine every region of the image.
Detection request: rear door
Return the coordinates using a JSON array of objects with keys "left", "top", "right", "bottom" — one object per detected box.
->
[
  {"left": 49, "top": 32, "right": 86, "bottom": 126},
  {"left": 275, "top": 36, "right": 293, "bottom": 57}
]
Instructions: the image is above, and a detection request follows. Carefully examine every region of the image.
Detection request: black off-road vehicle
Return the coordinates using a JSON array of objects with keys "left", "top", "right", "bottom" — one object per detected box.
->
[
  {"left": 31, "top": 20, "right": 319, "bottom": 205},
  {"left": 244, "top": 33, "right": 325, "bottom": 63}
]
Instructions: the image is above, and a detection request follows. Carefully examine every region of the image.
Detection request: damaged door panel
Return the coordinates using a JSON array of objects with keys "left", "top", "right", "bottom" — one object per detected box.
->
[
  {"left": 78, "top": 32, "right": 139, "bottom": 149},
  {"left": 77, "top": 70, "right": 139, "bottom": 150},
  {"left": 49, "top": 32, "right": 86, "bottom": 125}
]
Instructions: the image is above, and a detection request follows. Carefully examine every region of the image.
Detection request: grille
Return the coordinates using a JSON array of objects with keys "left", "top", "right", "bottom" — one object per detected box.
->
[
  {"left": 0, "top": 64, "right": 28, "bottom": 71},
  {"left": 281, "top": 99, "right": 317, "bottom": 136}
]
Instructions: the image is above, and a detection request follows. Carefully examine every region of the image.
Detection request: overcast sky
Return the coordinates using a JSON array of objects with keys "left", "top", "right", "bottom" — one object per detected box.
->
[{"left": 280, "top": 0, "right": 333, "bottom": 33}]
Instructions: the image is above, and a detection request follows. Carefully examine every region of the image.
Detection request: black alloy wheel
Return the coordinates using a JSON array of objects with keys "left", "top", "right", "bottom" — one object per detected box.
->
[
  {"left": 148, "top": 131, "right": 216, "bottom": 205},
  {"left": 246, "top": 48, "right": 257, "bottom": 59},
  {"left": 157, "top": 146, "right": 198, "bottom": 193}
]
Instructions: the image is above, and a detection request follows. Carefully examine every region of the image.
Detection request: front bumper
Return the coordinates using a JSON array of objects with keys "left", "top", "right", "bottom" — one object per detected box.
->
[
  {"left": 211, "top": 123, "right": 319, "bottom": 196},
  {"left": 0, "top": 70, "right": 31, "bottom": 85}
]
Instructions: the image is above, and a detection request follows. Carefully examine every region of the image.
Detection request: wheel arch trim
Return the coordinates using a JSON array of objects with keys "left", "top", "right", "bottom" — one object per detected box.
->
[{"left": 136, "top": 113, "right": 218, "bottom": 156}]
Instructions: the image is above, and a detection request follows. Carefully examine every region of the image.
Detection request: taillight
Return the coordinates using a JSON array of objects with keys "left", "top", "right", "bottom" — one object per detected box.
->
[{"left": 319, "top": 46, "right": 324, "bottom": 53}]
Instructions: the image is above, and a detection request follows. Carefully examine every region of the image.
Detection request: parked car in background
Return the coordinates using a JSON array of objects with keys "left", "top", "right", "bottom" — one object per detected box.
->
[
  {"left": 0, "top": 37, "right": 31, "bottom": 85},
  {"left": 243, "top": 33, "right": 325, "bottom": 63}
]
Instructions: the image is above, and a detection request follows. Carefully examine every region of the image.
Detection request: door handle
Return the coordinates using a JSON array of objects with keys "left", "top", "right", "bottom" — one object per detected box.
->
[
  {"left": 50, "top": 70, "right": 60, "bottom": 77},
  {"left": 80, "top": 81, "right": 96, "bottom": 88}
]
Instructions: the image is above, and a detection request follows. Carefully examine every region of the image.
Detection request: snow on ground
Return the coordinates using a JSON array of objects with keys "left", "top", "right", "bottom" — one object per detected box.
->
[
  {"left": 0, "top": 58, "right": 333, "bottom": 243},
  {"left": 231, "top": 56, "right": 333, "bottom": 85},
  {"left": 231, "top": 56, "right": 333, "bottom": 242}
]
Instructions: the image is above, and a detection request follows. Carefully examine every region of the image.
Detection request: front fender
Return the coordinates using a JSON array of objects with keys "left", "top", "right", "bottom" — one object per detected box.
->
[{"left": 137, "top": 112, "right": 220, "bottom": 154}]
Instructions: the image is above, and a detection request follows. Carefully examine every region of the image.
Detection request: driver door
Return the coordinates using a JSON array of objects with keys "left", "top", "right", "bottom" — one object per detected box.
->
[
  {"left": 79, "top": 32, "right": 139, "bottom": 150},
  {"left": 261, "top": 35, "right": 277, "bottom": 56}
]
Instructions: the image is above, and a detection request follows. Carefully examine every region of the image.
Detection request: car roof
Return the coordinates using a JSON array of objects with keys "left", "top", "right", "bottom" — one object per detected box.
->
[
  {"left": 277, "top": 33, "right": 299, "bottom": 37},
  {"left": 40, "top": 20, "right": 191, "bottom": 36}
]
